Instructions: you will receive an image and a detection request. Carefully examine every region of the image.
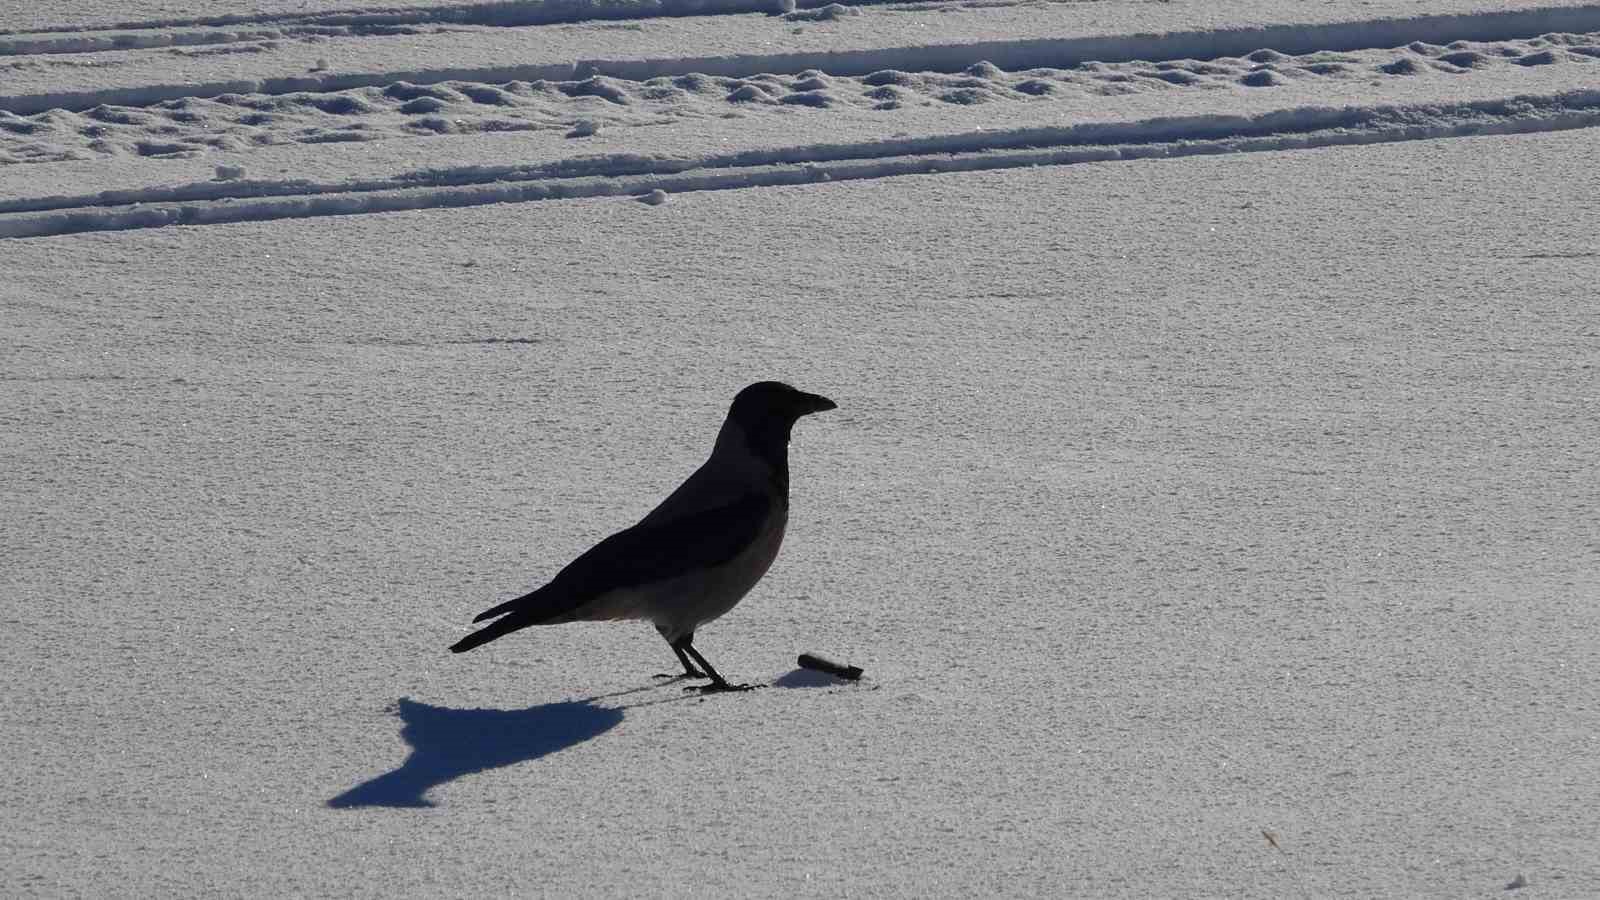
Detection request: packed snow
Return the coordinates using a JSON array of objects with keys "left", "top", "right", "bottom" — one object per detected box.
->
[{"left": 4, "top": 0, "right": 1598, "bottom": 896}]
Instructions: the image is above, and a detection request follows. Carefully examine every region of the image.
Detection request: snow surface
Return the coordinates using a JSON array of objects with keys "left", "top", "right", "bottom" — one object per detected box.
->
[{"left": 4, "top": 0, "right": 1599, "bottom": 896}]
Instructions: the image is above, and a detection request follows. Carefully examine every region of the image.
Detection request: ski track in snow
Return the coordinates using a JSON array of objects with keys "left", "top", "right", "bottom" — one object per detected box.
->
[{"left": 3, "top": 0, "right": 1600, "bottom": 237}]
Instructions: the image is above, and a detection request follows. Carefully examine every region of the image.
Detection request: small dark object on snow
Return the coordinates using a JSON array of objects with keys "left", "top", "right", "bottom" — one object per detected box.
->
[{"left": 798, "top": 652, "right": 862, "bottom": 680}]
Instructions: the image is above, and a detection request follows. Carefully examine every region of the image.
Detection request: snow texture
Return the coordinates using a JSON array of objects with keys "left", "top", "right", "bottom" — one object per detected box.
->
[{"left": 4, "top": 0, "right": 1600, "bottom": 896}]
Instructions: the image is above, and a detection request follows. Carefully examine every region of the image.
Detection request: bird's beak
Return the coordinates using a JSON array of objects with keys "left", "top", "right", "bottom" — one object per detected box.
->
[{"left": 799, "top": 392, "right": 837, "bottom": 415}]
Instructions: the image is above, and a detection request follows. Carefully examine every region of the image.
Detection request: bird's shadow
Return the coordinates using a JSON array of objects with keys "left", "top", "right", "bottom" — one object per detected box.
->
[{"left": 327, "top": 694, "right": 628, "bottom": 809}]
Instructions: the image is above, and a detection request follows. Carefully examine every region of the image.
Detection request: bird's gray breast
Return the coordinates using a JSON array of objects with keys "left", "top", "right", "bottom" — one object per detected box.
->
[{"left": 648, "top": 502, "right": 788, "bottom": 640}]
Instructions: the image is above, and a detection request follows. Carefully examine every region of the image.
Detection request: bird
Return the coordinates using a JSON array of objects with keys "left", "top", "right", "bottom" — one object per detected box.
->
[{"left": 449, "top": 381, "right": 837, "bottom": 693}]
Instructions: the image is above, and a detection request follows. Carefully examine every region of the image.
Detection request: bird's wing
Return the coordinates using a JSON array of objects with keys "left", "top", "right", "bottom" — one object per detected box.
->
[{"left": 472, "top": 491, "right": 774, "bottom": 625}]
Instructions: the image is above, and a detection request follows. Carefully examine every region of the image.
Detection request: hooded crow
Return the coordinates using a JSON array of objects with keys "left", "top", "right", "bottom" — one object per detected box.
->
[{"left": 450, "top": 381, "right": 836, "bottom": 693}]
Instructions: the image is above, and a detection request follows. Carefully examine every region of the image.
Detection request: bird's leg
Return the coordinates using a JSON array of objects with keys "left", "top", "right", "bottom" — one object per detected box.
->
[
  {"left": 668, "top": 642, "right": 708, "bottom": 679},
  {"left": 652, "top": 630, "right": 709, "bottom": 680},
  {"left": 675, "top": 638, "right": 757, "bottom": 694}
]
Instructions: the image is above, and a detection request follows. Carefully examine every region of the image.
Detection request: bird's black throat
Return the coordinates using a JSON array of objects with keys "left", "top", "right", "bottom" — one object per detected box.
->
[{"left": 740, "top": 417, "right": 794, "bottom": 495}]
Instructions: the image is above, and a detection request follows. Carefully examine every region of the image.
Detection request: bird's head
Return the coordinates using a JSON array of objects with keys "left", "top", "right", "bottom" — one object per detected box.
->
[
  {"left": 720, "top": 381, "right": 836, "bottom": 470},
  {"left": 729, "top": 381, "right": 837, "bottom": 430}
]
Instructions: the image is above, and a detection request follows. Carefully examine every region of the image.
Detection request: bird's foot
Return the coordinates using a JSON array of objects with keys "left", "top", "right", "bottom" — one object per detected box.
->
[
  {"left": 653, "top": 670, "right": 709, "bottom": 681},
  {"left": 686, "top": 681, "right": 760, "bottom": 694}
]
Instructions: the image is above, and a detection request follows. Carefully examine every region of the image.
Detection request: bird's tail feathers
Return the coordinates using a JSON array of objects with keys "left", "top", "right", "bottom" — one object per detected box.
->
[
  {"left": 472, "top": 595, "right": 520, "bottom": 623},
  {"left": 472, "top": 581, "right": 567, "bottom": 622},
  {"left": 453, "top": 584, "right": 588, "bottom": 653},
  {"left": 450, "top": 612, "right": 531, "bottom": 653}
]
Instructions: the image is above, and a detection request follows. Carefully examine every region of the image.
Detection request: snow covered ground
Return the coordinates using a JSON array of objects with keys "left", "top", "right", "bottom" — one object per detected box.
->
[{"left": 4, "top": 0, "right": 1598, "bottom": 896}]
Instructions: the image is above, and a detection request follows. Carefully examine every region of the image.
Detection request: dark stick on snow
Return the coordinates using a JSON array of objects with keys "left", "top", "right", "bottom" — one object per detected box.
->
[{"left": 797, "top": 652, "right": 863, "bottom": 681}]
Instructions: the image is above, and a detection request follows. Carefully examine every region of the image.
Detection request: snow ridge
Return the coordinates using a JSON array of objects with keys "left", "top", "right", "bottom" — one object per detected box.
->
[
  {"left": 4, "top": 88, "right": 1596, "bottom": 239},
  {"left": 1, "top": 0, "right": 795, "bottom": 43}
]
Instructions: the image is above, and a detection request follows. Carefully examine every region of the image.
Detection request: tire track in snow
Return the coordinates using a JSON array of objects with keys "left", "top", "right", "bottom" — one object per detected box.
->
[
  {"left": 4, "top": 2, "right": 1600, "bottom": 115},
  {"left": 3, "top": 26, "right": 1598, "bottom": 164},
  {"left": 4, "top": 88, "right": 1598, "bottom": 239},
  {"left": 6, "top": 3, "right": 1600, "bottom": 237}
]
